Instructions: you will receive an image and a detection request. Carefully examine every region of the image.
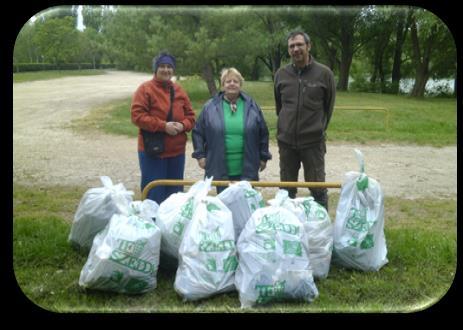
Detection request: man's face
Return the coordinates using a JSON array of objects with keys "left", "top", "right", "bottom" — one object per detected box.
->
[{"left": 288, "top": 34, "right": 310, "bottom": 64}]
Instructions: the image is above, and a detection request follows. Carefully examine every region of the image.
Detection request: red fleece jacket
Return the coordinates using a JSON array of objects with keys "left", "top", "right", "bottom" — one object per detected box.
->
[{"left": 131, "top": 77, "right": 196, "bottom": 158}]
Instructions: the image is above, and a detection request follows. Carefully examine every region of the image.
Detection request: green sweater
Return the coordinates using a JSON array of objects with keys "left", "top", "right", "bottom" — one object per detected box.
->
[{"left": 223, "top": 97, "right": 244, "bottom": 176}]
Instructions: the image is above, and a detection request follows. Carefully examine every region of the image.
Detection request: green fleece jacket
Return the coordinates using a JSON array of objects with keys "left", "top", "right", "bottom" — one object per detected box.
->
[{"left": 274, "top": 57, "right": 336, "bottom": 148}]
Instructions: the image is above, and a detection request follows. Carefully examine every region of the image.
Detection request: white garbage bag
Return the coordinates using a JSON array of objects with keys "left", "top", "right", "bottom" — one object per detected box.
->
[
  {"left": 174, "top": 196, "right": 237, "bottom": 301},
  {"left": 276, "top": 195, "right": 333, "bottom": 279},
  {"left": 333, "top": 149, "right": 388, "bottom": 271},
  {"left": 68, "top": 176, "right": 134, "bottom": 252},
  {"left": 217, "top": 181, "right": 265, "bottom": 241},
  {"left": 79, "top": 199, "right": 161, "bottom": 294},
  {"left": 156, "top": 177, "right": 212, "bottom": 260},
  {"left": 235, "top": 190, "right": 318, "bottom": 308}
]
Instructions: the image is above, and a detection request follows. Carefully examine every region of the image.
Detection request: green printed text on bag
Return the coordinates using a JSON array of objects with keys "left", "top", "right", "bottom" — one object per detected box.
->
[
  {"left": 173, "top": 197, "right": 195, "bottom": 235},
  {"left": 198, "top": 227, "right": 235, "bottom": 252},
  {"left": 346, "top": 207, "right": 369, "bottom": 232},
  {"left": 255, "top": 280, "right": 286, "bottom": 304},
  {"left": 223, "top": 255, "right": 238, "bottom": 272},
  {"left": 256, "top": 213, "right": 300, "bottom": 236},
  {"left": 283, "top": 240, "right": 302, "bottom": 256},
  {"left": 109, "top": 239, "right": 156, "bottom": 275}
]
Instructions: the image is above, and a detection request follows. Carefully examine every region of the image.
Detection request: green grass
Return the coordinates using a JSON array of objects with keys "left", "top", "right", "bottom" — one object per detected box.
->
[
  {"left": 13, "top": 69, "right": 107, "bottom": 83},
  {"left": 13, "top": 183, "right": 456, "bottom": 313},
  {"left": 70, "top": 78, "right": 456, "bottom": 147}
]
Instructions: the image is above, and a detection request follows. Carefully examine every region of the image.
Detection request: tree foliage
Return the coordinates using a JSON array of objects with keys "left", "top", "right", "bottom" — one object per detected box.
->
[
  {"left": 33, "top": 16, "right": 79, "bottom": 65},
  {"left": 14, "top": 5, "right": 456, "bottom": 97}
]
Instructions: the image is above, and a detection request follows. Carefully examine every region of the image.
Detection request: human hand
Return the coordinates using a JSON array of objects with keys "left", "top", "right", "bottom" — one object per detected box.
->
[
  {"left": 172, "top": 122, "right": 184, "bottom": 133},
  {"left": 198, "top": 158, "right": 206, "bottom": 169},
  {"left": 165, "top": 122, "right": 179, "bottom": 136},
  {"left": 259, "top": 160, "right": 266, "bottom": 172}
]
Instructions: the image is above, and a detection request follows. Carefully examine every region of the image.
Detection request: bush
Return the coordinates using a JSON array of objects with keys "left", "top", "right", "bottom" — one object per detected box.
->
[
  {"left": 13, "top": 63, "right": 115, "bottom": 72},
  {"left": 350, "top": 75, "right": 397, "bottom": 94}
]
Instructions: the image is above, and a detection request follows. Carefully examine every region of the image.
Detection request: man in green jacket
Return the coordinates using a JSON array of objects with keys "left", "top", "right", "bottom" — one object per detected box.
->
[{"left": 274, "top": 31, "right": 336, "bottom": 210}]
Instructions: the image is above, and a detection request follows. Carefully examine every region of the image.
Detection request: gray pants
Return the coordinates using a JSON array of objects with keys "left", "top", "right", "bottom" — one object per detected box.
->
[{"left": 278, "top": 141, "right": 328, "bottom": 210}]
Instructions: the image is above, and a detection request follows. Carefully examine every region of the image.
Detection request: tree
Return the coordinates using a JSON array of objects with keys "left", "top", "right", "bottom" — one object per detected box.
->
[
  {"left": 102, "top": 7, "right": 155, "bottom": 71},
  {"left": 304, "top": 6, "right": 365, "bottom": 91},
  {"left": 408, "top": 7, "right": 454, "bottom": 97},
  {"left": 390, "top": 6, "right": 413, "bottom": 94},
  {"left": 76, "top": 27, "right": 105, "bottom": 68},
  {"left": 14, "top": 21, "right": 40, "bottom": 64},
  {"left": 252, "top": 8, "right": 293, "bottom": 81},
  {"left": 337, "top": 7, "right": 364, "bottom": 91},
  {"left": 360, "top": 7, "right": 395, "bottom": 91},
  {"left": 146, "top": 6, "right": 264, "bottom": 96},
  {"left": 81, "top": 5, "right": 113, "bottom": 32},
  {"left": 33, "top": 16, "right": 79, "bottom": 66},
  {"left": 36, "top": 5, "right": 78, "bottom": 26}
]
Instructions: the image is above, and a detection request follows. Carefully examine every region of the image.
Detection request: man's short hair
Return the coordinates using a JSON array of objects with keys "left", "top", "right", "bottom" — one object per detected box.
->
[{"left": 287, "top": 31, "right": 311, "bottom": 44}]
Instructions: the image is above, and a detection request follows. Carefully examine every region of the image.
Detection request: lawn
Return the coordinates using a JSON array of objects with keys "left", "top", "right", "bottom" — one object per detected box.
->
[
  {"left": 12, "top": 184, "right": 456, "bottom": 313},
  {"left": 70, "top": 77, "right": 457, "bottom": 147},
  {"left": 12, "top": 73, "right": 457, "bottom": 313}
]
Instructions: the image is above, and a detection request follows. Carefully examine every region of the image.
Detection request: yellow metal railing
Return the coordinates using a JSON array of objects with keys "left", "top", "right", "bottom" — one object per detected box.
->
[{"left": 142, "top": 179, "right": 342, "bottom": 200}]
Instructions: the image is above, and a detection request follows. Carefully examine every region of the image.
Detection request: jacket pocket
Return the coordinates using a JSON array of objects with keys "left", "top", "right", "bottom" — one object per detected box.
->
[{"left": 302, "top": 84, "right": 323, "bottom": 110}]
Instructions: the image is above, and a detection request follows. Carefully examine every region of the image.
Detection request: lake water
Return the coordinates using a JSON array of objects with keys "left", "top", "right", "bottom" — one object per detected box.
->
[{"left": 399, "top": 78, "right": 455, "bottom": 94}]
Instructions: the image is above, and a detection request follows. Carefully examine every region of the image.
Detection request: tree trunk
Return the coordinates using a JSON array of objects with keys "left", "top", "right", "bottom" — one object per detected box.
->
[
  {"left": 338, "top": 58, "right": 351, "bottom": 91},
  {"left": 391, "top": 10, "right": 410, "bottom": 94},
  {"left": 409, "top": 12, "right": 435, "bottom": 97},
  {"left": 327, "top": 45, "right": 338, "bottom": 72},
  {"left": 250, "top": 57, "right": 260, "bottom": 81},
  {"left": 410, "top": 65, "right": 429, "bottom": 97},
  {"left": 379, "top": 58, "right": 386, "bottom": 92},
  {"left": 318, "top": 39, "right": 338, "bottom": 72},
  {"left": 337, "top": 14, "right": 355, "bottom": 91},
  {"left": 271, "top": 49, "right": 282, "bottom": 81},
  {"left": 202, "top": 62, "right": 217, "bottom": 97},
  {"left": 258, "top": 55, "right": 273, "bottom": 79}
]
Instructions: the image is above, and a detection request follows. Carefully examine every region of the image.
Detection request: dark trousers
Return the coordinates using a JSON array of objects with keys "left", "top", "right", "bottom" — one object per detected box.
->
[
  {"left": 278, "top": 141, "right": 328, "bottom": 210},
  {"left": 215, "top": 175, "right": 242, "bottom": 195},
  {"left": 138, "top": 152, "right": 185, "bottom": 205}
]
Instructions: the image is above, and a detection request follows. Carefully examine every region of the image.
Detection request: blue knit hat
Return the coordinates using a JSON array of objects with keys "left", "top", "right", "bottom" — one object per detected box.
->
[{"left": 153, "top": 53, "right": 176, "bottom": 72}]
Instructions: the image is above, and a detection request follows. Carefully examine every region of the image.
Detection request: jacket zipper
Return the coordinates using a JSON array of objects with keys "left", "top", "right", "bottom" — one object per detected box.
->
[{"left": 296, "top": 71, "right": 302, "bottom": 148}]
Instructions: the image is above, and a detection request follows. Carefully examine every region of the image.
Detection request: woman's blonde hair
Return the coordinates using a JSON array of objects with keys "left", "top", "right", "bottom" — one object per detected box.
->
[{"left": 220, "top": 67, "right": 244, "bottom": 87}]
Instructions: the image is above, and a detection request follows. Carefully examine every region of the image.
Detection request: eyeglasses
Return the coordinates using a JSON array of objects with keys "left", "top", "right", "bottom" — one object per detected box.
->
[{"left": 288, "top": 43, "right": 306, "bottom": 49}]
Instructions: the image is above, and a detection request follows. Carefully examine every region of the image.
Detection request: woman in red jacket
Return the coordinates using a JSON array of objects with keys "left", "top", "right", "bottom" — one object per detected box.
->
[{"left": 131, "top": 52, "right": 196, "bottom": 204}]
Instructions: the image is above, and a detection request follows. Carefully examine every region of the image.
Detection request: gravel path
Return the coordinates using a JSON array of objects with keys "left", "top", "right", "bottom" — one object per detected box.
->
[{"left": 13, "top": 70, "right": 457, "bottom": 199}]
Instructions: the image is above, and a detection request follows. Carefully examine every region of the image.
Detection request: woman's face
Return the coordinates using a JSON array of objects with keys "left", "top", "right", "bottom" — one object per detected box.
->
[
  {"left": 222, "top": 74, "right": 241, "bottom": 96},
  {"left": 155, "top": 64, "right": 174, "bottom": 81}
]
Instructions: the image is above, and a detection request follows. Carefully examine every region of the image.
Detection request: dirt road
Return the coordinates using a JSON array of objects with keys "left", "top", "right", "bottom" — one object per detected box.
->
[{"left": 13, "top": 71, "right": 457, "bottom": 199}]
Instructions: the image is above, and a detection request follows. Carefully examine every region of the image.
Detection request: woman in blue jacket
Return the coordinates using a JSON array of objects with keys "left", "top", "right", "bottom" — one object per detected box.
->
[{"left": 192, "top": 67, "right": 272, "bottom": 193}]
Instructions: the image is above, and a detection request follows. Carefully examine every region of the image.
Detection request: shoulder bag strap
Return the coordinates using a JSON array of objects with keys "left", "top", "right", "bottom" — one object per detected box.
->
[{"left": 166, "top": 85, "right": 175, "bottom": 122}]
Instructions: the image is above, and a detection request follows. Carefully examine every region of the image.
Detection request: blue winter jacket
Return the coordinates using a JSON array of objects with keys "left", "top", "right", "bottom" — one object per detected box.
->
[{"left": 192, "top": 91, "right": 272, "bottom": 181}]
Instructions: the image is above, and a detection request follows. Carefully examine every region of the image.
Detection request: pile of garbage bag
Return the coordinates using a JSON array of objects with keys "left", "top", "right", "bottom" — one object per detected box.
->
[
  {"left": 234, "top": 190, "right": 319, "bottom": 308},
  {"left": 68, "top": 176, "right": 134, "bottom": 252},
  {"left": 70, "top": 148, "right": 387, "bottom": 306},
  {"left": 332, "top": 149, "right": 388, "bottom": 271},
  {"left": 79, "top": 200, "right": 161, "bottom": 294},
  {"left": 175, "top": 181, "right": 238, "bottom": 301}
]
